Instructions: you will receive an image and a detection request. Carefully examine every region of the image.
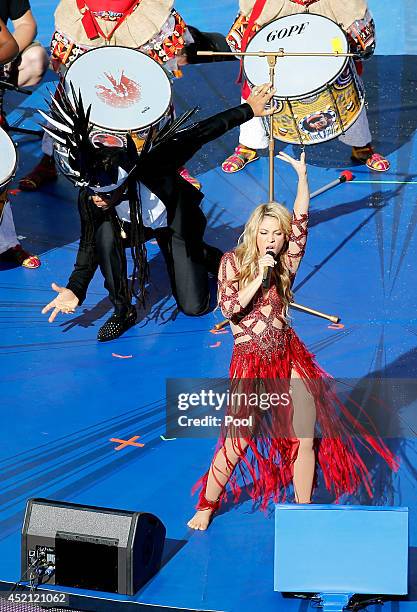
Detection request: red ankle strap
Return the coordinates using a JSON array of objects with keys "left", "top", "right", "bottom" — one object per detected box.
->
[{"left": 196, "top": 493, "right": 220, "bottom": 511}]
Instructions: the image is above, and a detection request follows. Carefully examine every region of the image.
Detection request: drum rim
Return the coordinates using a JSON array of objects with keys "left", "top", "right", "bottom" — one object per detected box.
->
[
  {"left": 244, "top": 13, "right": 350, "bottom": 101},
  {"left": 63, "top": 45, "right": 173, "bottom": 133},
  {"left": 0, "top": 127, "right": 18, "bottom": 191}
]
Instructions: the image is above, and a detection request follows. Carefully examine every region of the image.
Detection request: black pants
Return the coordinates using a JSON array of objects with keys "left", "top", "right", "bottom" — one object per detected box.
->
[{"left": 94, "top": 218, "right": 222, "bottom": 316}]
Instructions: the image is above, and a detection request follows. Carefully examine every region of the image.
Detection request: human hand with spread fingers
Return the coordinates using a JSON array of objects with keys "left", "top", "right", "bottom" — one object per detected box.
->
[{"left": 41, "top": 283, "right": 79, "bottom": 322}]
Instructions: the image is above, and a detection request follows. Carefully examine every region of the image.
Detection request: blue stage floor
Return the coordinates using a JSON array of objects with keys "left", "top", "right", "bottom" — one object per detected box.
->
[{"left": 1, "top": 1, "right": 417, "bottom": 610}]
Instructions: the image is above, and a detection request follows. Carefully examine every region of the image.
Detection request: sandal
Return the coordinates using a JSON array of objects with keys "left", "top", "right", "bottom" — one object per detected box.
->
[
  {"left": 351, "top": 145, "right": 390, "bottom": 172},
  {"left": 365, "top": 153, "right": 390, "bottom": 172},
  {"left": 19, "top": 155, "right": 58, "bottom": 192},
  {"left": 222, "top": 144, "right": 259, "bottom": 173},
  {"left": 1, "top": 245, "right": 41, "bottom": 269},
  {"left": 179, "top": 167, "right": 202, "bottom": 190}
]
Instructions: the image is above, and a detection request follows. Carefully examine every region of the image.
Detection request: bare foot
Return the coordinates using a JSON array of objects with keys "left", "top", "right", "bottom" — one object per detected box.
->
[{"left": 187, "top": 508, "right": 214, "bottom": 530}]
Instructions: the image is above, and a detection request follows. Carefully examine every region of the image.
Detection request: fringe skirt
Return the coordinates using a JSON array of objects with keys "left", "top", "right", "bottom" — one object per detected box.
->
[{"left": 193, "top": 327, "right": 398, "bottom": 509}]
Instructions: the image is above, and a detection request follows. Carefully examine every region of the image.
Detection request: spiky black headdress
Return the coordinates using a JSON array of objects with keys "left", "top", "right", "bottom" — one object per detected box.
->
[
  {"left": 39, "top": 84, "right": 198, "bottom": 304},
  {"left": 40, "top": 82, "right": 197, "bottom": 190}
]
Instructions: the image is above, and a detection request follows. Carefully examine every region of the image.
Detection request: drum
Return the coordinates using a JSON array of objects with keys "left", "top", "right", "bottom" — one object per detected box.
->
[
  {"left": 0, "top": 128, "right": 17, "bottom": 223},
  {"left": 62, "top": 46, "right": 172, "bottom": 151},
  {"left": 0, "top": 127, "right": 17, "bottom": 191},
  {"left": 243, "top": 14, "right": 365, "bottom": 145}
]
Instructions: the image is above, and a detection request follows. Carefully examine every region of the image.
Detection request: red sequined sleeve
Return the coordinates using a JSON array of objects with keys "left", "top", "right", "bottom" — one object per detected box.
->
[
  {"left": 217, "top": 252, "right": 243, "bottom": 320},
  {"left": 287, "top": 211, "right": 308, "bottom": 277}
]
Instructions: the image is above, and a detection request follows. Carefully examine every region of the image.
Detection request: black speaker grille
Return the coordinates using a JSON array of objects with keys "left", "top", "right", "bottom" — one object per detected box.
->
[{"left": 55, "top": 535, "right": 118, "bottom": 592}]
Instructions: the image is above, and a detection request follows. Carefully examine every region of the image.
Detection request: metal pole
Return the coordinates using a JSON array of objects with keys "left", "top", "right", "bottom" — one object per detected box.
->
[
  {"left": 213, "top": 300, "right": 341, "bottom": 330},
  {"left": 267, "top": 53, "right": 278, "bottom": 203}
]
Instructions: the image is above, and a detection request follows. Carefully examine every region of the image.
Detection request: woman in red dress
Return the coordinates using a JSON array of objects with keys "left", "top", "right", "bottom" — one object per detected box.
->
[{"left": 188, "top": 151, "right": 398, "bottom": 530}]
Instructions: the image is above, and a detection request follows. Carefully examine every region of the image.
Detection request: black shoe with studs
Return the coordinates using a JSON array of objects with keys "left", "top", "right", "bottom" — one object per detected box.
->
[{"left": 97, "top": 307, "right": 137, "bottom": 342}]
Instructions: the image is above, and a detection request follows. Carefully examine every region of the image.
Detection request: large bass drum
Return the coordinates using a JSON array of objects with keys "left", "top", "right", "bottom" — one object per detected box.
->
[
  {"left": 243, "top": 13, "right": 365, "bottom": 145},
  {"left": 0, "top": 127, "right": 17, "bottom": 222},
  {"left": 62, "top": 46, "right": 173, "bottom": 151},
  {"left": 0, "top": 127, "right": 17, "bottom": 191}
]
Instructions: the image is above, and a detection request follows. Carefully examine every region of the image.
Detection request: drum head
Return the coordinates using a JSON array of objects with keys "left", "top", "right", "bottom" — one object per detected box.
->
[
  {"left": 244, "top": 14, "right": 348, "bottom": 99},
  {"left": 0, "top": 127, "right": 17, "bottom": 190},
  {"left": 64, "top": 46, "right": 172, "bottom": 132}
]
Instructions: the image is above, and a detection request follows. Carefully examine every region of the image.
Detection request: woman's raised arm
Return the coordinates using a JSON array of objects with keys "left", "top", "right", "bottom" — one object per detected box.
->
[{"left": 278, "top": 151, "right": 310, "bottom": 277}]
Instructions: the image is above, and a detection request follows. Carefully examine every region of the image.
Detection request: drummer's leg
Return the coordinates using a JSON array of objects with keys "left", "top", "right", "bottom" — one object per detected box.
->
[
  {"left": 95, "top": 219, "right": 131, "bottom": 315},
  {"left": 155, "top": 228, "right": 211, "bottom": 316},
  {"left": 338, "top": 106, "right": 371, "bottom": 148},
  {"left": 0, "top": 199, "right": 20, "bottom": 255},
  {"left": 340, "top": 106, "right": 390, "bottom": 172},
  {"left": 19, "top": 77, "right": 59, "bottom": 192},
  {"left": 222, "top": 98, "right": 268, "bottom": 173},
  {"left": 0, "top": 198, "right": 40, "bottom": 268},
  {"left": 18, "top": 128, "right": 57, "bottom": 192},
  {"left": 95, "top": 218, "right": 136, "bottom": 341},
  {"left": 239, "top": 106, "right": 269, "bottom": 150},
  {"left": 15, "top": 42, "right": 49, "bottom": 87}
]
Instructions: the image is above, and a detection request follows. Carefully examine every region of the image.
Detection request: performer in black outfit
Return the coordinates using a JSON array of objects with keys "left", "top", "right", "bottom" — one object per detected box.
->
[{"left": 41, "top": 83, "right": 276, "bottom": 342}]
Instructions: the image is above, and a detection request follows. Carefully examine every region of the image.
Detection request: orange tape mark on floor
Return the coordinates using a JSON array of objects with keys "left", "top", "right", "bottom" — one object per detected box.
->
[
  {"left": 210, "top": 341, "right": 221, "bottom": 348},
  {"left": 110, "top": 436, "right": 145, "bottom": 451},
  {"left": 328, "top": 323, "right": 345, "bottom": 330}
]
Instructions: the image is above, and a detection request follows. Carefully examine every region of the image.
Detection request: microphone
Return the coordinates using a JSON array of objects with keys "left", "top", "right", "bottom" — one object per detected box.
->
[{"left": 262, "top": 250, "right": 275, "bottom": 290}]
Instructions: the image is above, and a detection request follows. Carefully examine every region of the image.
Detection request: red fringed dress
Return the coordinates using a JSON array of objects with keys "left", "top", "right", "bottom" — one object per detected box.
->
[{"left": 194, "top": 212, "right": 398, "bottom": 509}]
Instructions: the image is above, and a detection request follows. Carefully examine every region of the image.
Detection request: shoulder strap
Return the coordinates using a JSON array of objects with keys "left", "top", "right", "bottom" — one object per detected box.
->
[
  {"left": 237, "top": 0, "right": 268, "bottom": 87},
  {"left": 76, "top": 0, "right": 141, "bottom": 41},
  {"left": 240, "top": 0, "right": 268, "bottom": 52}
]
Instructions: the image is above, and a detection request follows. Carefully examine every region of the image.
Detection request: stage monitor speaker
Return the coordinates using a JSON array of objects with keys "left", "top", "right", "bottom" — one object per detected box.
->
[
  {"left": 274, "top": 504, "right": 408, "bottom": 596},
  {"left": 22, "top": 498, "right": 166, "bottom": 595}
]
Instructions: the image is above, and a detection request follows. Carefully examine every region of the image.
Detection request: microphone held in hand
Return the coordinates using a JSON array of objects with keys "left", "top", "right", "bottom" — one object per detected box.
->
[{"left": 262, "top": 250, "right": 275, "bottom": 290}]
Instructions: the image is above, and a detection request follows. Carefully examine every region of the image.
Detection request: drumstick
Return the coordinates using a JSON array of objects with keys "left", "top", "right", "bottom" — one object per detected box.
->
[
  {"left": 214, "top": 319, "right": 231, "bottom": 331},
  {"left": 0, "top": 79, "right": 32, "bottom": 96},
  {"left": 310, "top": 170, "right": 354, "bottom": 200},
  {"left": 289, "top": 302, "right": 340, "bottom": 324},
  {"left": 214, "top": 301, "right": 341, "bottom": 329}
]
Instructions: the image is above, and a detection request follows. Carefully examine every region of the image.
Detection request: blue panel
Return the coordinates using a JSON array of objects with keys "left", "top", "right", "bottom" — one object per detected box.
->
[{"left": 274, "top": 505, "right": 409, "bottom": 595}]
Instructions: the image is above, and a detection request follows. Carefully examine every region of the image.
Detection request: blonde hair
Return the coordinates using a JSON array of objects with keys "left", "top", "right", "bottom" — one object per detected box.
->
[{"left": 235, "top": 202, "right": 293, "bottom": 313}]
